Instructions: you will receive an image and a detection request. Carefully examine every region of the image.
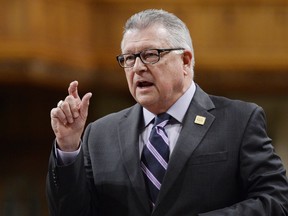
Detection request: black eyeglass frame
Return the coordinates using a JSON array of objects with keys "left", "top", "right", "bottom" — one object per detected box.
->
[{"left": 116, "top": 48, "right": 185, "bottom": 68}]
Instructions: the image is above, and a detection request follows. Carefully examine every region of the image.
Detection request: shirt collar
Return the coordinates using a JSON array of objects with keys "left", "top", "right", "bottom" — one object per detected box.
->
[{"left": 143, "top": 81, "right": 196, "bottom": 126}]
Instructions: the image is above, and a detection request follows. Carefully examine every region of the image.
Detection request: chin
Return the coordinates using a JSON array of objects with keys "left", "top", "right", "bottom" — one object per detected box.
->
[{"left": 137, "top": 98, "right": 155, "bottom": 108}]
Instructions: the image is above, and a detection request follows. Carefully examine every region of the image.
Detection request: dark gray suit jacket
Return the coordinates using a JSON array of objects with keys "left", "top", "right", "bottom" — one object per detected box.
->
[{"left": 47, "top": 85, "right": 288, "bottom": 215}]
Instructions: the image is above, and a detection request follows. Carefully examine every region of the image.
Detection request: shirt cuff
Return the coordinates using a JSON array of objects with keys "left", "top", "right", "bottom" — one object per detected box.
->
[{"left": 55, "top": 143, "right": 81, "bottom": 166}]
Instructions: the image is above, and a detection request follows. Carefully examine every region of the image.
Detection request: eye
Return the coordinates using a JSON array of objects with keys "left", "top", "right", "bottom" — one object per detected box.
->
[
  {"left": 124, "top": 54, "right": 135, "bottom": 63},
  {"left": 142, "top": 50, "right": 159, "bottom": 61},
  {"left": 118, "top": 55, "right": 125, "bottom": 64}
]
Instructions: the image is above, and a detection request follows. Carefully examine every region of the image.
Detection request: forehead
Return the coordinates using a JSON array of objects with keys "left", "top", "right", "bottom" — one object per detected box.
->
[{"left": 122, "top": 25, "right": 170, "bottom": 53}]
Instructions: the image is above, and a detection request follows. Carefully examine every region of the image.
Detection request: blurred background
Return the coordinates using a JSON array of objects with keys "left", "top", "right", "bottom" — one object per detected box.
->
[{"left": 0, "top": 0, "right": 287, "bottom": 215}]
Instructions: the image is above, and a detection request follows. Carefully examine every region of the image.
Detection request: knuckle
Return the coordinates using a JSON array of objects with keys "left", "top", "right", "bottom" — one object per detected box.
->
[
  {"left": 65, "top": 95, "right": 74, "bottom": 102},
  {"left": 61, "top": 101, "right": 69, "bottom": 110},
  {"left": 51, "top": 108, "right": 59, "bottom": 117}
]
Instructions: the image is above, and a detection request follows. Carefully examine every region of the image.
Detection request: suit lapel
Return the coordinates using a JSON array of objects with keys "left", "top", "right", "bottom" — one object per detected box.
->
[
  {"left": 117, "top": 104, "right": 151, "bottom": 213},
  {"left": 155, "top": 86, "right": 216, "bottom": 209}
]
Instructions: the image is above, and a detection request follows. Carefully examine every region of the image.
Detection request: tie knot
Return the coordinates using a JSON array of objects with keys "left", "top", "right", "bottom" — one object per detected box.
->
[{"left": 154, "top": 113, "right": 170, "bottom": 127}]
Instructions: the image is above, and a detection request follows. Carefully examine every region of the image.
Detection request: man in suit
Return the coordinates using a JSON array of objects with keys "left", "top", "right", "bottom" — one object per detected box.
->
[{"left": 47, "top": 9, "right": 288, "bottom": 215}]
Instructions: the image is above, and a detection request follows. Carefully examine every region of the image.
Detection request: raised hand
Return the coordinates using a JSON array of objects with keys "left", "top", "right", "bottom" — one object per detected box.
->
[{"left": 50, "top": 81, "right": 92, "bottom": 151}]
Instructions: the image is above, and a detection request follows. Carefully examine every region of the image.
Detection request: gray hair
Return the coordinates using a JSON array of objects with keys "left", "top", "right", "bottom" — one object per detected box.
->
[{"left": 121, "top": 9, "right": 195, "bottom": 70}]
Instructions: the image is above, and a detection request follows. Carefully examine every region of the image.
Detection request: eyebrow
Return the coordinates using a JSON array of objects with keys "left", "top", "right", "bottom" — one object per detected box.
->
[{"left": 123, "top": 47, "right": 157, "bottom": 54}]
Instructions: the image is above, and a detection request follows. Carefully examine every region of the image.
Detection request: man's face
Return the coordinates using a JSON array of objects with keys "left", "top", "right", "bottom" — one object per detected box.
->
[{"left": 121, "top": 25, "right": 193, "bottom": 114}]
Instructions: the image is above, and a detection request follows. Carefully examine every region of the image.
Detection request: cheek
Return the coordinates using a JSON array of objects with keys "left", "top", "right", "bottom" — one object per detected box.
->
[
  {"left": 160, "top": 71, "right": 185, "bottom": 93},
  {"left": 125, "top": 70, "right": 132, "bottom": 82},
  {"left": 125, "top": 71, "right": 134, "bottom": 90},
  {"left": 156, "top": 78, "right": 174, "bottom": 96}
]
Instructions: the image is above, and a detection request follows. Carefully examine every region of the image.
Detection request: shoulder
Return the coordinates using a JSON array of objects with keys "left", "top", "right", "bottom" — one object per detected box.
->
[
  {"left": 208, "top": 94, "right": 265, "bottom": 122},
  {"left": 210, "top": 95, "right": 258, "bottom": 110},
  {"left": 193, "top": 84, "right": 261, "bottom": 115}
]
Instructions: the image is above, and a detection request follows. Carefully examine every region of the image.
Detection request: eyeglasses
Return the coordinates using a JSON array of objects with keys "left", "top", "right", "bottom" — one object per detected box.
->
[{"left": 116, "top": 48, "right": 184, "bottom": 68}]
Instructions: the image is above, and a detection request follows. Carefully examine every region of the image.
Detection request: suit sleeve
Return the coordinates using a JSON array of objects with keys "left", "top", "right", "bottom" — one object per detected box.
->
[
  {"left": 46, "top": 124, "right": 98, "bottom": 216},
  {"left": 199, "top": 106, "right": 288, "bottom": 216}
]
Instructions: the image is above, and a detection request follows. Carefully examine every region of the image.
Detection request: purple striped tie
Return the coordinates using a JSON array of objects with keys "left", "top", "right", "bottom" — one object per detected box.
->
[{"left": 141, "top": 113, "right": 170, "bottom": 207}]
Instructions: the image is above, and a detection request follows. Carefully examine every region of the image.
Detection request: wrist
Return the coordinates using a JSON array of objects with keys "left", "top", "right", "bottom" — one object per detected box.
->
[{"left": 56, "top": 139, "right": 81, "bottom": 152}]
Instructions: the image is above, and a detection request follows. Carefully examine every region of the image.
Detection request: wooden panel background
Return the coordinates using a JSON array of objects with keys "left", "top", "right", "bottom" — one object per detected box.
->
[{"left": 0, "top": 0, "right": 287, "bottom": 94}]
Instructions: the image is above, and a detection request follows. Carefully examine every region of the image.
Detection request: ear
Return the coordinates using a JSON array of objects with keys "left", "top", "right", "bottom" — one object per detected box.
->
[{"left": 182, "top": 50, "right": 193, "bottom": 74}]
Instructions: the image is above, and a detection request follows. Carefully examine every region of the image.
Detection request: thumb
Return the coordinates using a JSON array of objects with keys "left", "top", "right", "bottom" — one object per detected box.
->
[{"left": 79, "top": 92, "right": 92, "bottom": 119}]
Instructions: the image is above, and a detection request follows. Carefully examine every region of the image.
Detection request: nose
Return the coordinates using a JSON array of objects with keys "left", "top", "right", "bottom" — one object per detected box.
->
[{"left": 133, "top": 57, "right": 147, "bottom": 73}]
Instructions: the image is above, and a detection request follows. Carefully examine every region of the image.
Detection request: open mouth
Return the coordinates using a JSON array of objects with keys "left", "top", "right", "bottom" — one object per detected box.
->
[{"left": 137, "top": 81, "right": 153, "bottom": 88}]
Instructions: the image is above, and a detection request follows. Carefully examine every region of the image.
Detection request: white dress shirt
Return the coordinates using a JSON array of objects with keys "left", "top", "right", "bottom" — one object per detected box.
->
[{"left": 139, "top": 81, "right": 196, "bottom": 157}]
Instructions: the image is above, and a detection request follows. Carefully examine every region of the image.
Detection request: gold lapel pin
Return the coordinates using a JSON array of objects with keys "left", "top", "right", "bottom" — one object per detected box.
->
[{"left": 194, "top": 115, "right": 206, "bottom": 125}]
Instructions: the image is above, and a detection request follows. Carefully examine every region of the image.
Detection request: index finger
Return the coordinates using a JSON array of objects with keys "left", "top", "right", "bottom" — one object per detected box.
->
[{"left": 68, "top": 80, "right": 79, "bottom": 99}]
